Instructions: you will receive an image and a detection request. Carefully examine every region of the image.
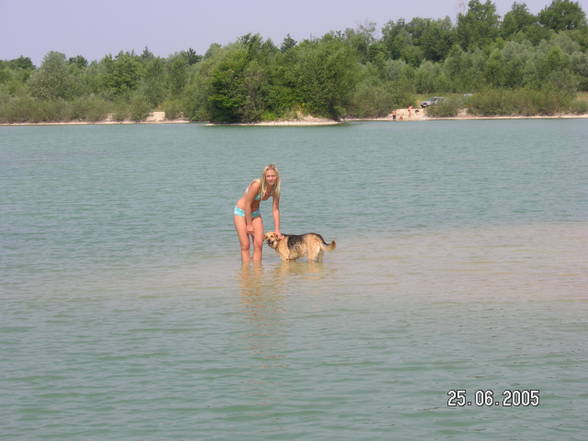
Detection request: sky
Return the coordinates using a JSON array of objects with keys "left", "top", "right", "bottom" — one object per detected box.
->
[{"left": 1, "top": 0, "right": 587, "bottom": 65}]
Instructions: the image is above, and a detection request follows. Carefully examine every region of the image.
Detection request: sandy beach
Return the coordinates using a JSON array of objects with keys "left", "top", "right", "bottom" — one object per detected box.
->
[
  {"left": 2, "top": 109, "right": 588, "bottom": 127},
  {"left": 346, "top": 107, "right": 588, "bottom": 122}
]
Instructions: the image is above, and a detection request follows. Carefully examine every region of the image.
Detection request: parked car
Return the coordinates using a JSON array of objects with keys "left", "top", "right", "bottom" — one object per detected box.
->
[{"left": 420, "top": 96, "right": 444, "bottom": 108}]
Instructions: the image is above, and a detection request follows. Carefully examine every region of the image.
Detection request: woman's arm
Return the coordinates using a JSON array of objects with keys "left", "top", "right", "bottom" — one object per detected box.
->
[
  {"left": 272, "top": 195, "right": 282, "bottom": 238},
  {"left": 244, "top": 181, "right": 260, "bottom": 232}
]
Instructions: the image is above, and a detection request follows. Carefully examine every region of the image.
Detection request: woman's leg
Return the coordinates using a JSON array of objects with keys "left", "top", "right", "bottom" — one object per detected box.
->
[
  {"left": 234, "top": 215, "right": 251, "bottom": 263},
  {"left": 251, "top": 216, "right": 264, "bottom": 263}
]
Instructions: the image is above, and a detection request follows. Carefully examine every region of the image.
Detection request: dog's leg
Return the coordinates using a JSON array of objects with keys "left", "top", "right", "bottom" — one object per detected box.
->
[{"left": 307, "top": 246, "right": 320, "bottom": 262}]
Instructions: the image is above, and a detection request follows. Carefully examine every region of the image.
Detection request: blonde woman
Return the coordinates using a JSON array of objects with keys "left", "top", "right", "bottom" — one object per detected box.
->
[{"left": 234, "top": 164, "right": 283, "bottom": 263}]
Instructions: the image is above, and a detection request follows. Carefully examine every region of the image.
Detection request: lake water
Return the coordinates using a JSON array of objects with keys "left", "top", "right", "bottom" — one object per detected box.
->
[{"left": 1, "top": 120, "right": 587, "bottom": 440}]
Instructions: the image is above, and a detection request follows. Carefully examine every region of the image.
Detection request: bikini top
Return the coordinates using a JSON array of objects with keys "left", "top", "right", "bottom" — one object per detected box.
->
[{"left": 245, "top": 180, "right": 262, "bottom": 201}]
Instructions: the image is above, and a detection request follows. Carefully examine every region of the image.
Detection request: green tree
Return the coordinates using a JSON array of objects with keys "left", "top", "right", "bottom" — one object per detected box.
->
[
  {"left": 415, "top": 17, "right": 456, "bottom": 61},
  {"left": 27, "top": 51, "right": 80, "bottom": 100},
  {"left": 381, "top": 19, "right": 409, "bottom": 60},
  {"left": 167, "top": 54, "right": 190, "bottom": 97},
  {"left": 0, "top": 62, "right": 12, "bottom": 86},
  {"left": 0, "top": 57, "right": 34, "bottom": 95},
  {"left": 538, "top": 0, "right": 587, "bottom": 31},
  {"left": 570, "top": 50, "right": 588, "bottom": 89},
  {"left": 415, "top": 60, "right": 450, "bottom": 92},
  {"left": 139, "top": 57, "right": 167, "bottom": 107},
  {"left": 280, "top": 34, "right": 297, "bottom": 52},
  {"left": 266, "top": 44, "right": 301, "bottom": 116},
  {"left": 240, "top": 60, "right": 271, "bottom": 121},
  {"left": 457, "top": 0, "right": 500, "bottom": 49},
  {"left": 502, "top": 2, "right": 538, "bottom": 38},
  {"left": 183, "top": 48, "right": 202, "bottom": 65},
  {"left": 485, "top": 48, "right": 507, "bottom": 86},
  {"left": 535, "top": 43, "right": 578, "bottom": 94},
  {"left": 140, "top": 47, "right": 155, "bottom": 61},
  {"left": 500, "top": 41, "right": 534, "bottom": 88},
  {"left": 294, "top": 37, "right": 359, "bottom": 119},
  {"left": 207, "top": 36, "right": 278, "bottom": 122},
  {"left": 10, "top": 56, "right": 35, "bottom": 70},
  {"left": 344, "top": 23, "right": 377, "bottom": 64},
  {"left": 182, "top": 58, "right": 216, "bottom": 120},
  {"left": 348, "top": 65, "right": 403, "bottom": 117},
  {"left": 100, "top": 51, "right": 143, "bottom": 98},
  {"left": 443, "top": 45, "right": 488, "bottom": 91},
  {"left": 68, "top": 55, "right": 88, "bottom": 68},
  {"left": 207, "top": 44, "right": 249, "bottom": 122}
]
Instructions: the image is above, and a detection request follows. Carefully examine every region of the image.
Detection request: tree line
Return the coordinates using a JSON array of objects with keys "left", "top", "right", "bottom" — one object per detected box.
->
[{"left": 1, "top": 0, "right": 587, "bottom": 123}]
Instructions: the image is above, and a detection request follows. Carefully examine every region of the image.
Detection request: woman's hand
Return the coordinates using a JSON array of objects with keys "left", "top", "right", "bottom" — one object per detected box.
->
[
  {"left": 275, "top": 231, "right": 284, "bottom": 239},
  {"left": 246, "top": 224, "right": 254, "bottom": 235}
]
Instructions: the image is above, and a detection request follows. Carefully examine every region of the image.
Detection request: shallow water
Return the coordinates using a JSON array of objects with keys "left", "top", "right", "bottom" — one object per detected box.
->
[{"left": 1, "top": 120, "right": 587, "bottom": 440}]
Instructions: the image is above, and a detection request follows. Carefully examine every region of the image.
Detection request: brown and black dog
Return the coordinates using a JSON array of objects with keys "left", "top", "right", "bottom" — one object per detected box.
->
[{"left": 264, "top": 232, "right": 336, "bottom": 261}]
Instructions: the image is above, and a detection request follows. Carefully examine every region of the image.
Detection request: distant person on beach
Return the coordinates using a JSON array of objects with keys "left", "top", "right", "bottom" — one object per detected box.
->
[
  {"left": 392, "top": 110, "right": 397, "bottom": 120},
  {"left": 234, "top": 164, "right": 282, "bottom": 263}
]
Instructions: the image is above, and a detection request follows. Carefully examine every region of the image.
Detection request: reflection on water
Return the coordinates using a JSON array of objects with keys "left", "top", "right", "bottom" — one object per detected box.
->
[
  {"left": 270, "top": 260, "right": 328, "bottom": 280},
  {"left": 237, "top": 260, "right": 333, "bottom": 371},
  {"left": 238, "top": 263, "right": 285, "bottom": 369},
  {"left": 238, "top": 260, "right": 329, "bottom": 298}
]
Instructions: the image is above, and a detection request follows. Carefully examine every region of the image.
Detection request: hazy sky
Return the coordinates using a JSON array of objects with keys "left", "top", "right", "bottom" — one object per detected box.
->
[{"left": 2, "top": 0, "right": 587, "bottom": 65}]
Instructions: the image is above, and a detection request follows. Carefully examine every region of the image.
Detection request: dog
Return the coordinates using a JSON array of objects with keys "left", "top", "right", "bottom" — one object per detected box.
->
[{"left": 264, "top": 232, "right": 336, "bottom": 261}]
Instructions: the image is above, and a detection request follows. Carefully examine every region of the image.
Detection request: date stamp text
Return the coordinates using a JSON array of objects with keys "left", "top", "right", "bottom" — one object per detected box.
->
[{"left": 447, "top": 389, "right": 540, "bottom": 407}]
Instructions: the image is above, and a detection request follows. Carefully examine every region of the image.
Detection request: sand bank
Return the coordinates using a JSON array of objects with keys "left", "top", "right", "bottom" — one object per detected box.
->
[
  {"left": 2, "top": 109, "right": 588, "bottom": 127},
  {"left": 206, "top": 115, "right": 340, "bottom": 126},
  {"left": 346, "top": 108, "right": 588, "bottom": 122}
]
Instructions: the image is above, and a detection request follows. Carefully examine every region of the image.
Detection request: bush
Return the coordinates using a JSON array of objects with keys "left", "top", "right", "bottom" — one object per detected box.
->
[
  {"left": 467, "top": 89, "right": 573, "bottom": 116},
  {"left": 0, "top": 95, "right": 113, "bottom": 123},
  {"left": 112, "top": 101, "right": 129, "bottom": 121},
  {"left": 129, "top": 94, "right": 151, "bottom": 121},
  {"left": 260, "top": 111, "right": 279, "bottom": 121},
  {"left": 425, "top": 98, "right": 460, "bottom": 117},
  {"left": 161, "top": 99, "right": 184, "bottom": 120},
  {"left": 0, "top": 96, "right": 68, "bottom": 122},
  {"left": 568, "top": 98, "right": 588, "bottom": 114},
  {"left": 68, "top": 95, "right": 110, "bottom": 121},
  {"left": 348, "top": 82, "right": 398, "bottom": 118}
]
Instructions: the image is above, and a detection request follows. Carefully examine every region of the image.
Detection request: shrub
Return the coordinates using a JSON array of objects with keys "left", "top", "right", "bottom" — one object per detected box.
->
[
  {"left": 260, "top": 111, "right": 278, "bottom": 121},
  {"left": 0, "top": 97, "right": 68, "bottom": 122},
  {"left": 425, "top": 98, "right": 460, "bottom": 117},
  {"left": 467, "top": 89, "right": 573, "bottom": 116},
  {"left": 348, "top": 82, "right": 397, "bottom": 118},
  {"left": 112, "top": 101, "right": 129, "bottom": 121},
  {"left": 68, "top": 95, "right": 110, "bottom": 121},
  {"left": 568, "top": 98, "right": 588, "bottom": 114},
  {"left": 161, "top": 99, "right": 184, "bottom": 120},
  {"left": 129, "top": 94, "right": 151, "bottom": 121}
]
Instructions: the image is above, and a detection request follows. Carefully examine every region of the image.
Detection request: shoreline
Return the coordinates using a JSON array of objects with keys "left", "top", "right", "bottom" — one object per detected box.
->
[
  {"left": 2, "top": 109, "right": 588, "bottom": 127},
  {"left": 0, "top": 120, "right": 191, "bottom": 127}
]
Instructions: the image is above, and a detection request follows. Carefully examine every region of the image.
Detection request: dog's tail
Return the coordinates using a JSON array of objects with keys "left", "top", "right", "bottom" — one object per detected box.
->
[{"left": 315, "top": 233, "right": 336, "bottom": 251}]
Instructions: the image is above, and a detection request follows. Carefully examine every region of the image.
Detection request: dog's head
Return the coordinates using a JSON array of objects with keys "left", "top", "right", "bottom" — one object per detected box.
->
[{"left": 264, "top": 232, "right": 282, "bottom": 249}]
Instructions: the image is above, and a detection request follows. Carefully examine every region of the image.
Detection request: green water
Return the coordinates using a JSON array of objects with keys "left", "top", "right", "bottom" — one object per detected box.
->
[{"left": 1, "top": 121, "right": 587, "bottom": 440}]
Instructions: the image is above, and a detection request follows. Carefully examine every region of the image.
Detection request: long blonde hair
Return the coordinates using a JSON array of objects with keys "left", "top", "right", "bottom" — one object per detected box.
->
[{"left": 259, "top": 164, "right": 281, "bottom": 199}]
